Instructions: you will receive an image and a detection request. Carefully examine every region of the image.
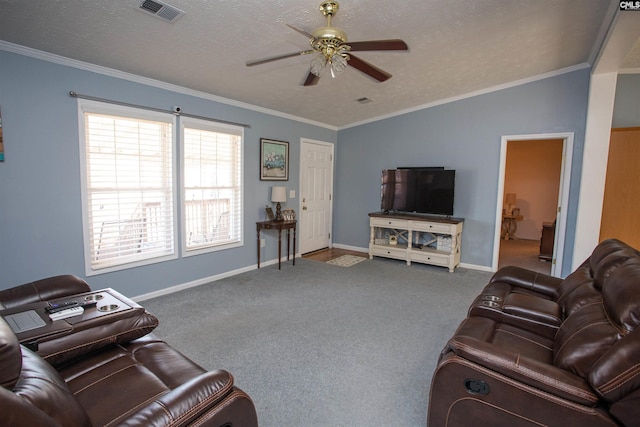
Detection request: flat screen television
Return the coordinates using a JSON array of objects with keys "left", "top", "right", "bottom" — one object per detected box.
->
[{"left": 381, "top": 168, "right": 455, "bottom": 216}]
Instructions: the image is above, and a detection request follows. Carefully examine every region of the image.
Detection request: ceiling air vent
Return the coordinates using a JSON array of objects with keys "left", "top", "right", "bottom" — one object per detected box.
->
[{"left": 139, "top": 0, "right": 185, "bottom": 23}]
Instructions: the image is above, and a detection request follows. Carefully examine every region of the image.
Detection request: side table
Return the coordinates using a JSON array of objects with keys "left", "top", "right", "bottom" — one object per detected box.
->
[
  {"left": 256, "top": 220, "right": 297, "bottom": 270},
  {"left": 501, "top": 214, "right": 523, "bottom": 240}
]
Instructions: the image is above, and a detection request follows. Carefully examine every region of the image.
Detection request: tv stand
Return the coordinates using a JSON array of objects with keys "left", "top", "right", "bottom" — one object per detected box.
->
[{"left": 368, "top": 212, "right": 464, "bottom": 272}]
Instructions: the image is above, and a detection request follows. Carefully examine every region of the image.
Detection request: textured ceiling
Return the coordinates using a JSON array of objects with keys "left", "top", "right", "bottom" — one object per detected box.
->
[{"left": 0, "top": 0, "right": 635, "bottom": 128}]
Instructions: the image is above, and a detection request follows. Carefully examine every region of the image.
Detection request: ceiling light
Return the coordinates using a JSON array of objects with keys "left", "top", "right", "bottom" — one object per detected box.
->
[
  {"left": 330, "top": 53, "right": 348, "bottom": 78},
  {"left": 310, "top": 54, "right": 327, "bottom": 77}
]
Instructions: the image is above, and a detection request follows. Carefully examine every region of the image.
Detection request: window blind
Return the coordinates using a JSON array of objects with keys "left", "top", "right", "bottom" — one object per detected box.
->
[
  {"left": 82, "top": 110, "right": 175, "bottom": 271},
  {"left": 182, "top": 119, "right": 243, "bottom": 252}
]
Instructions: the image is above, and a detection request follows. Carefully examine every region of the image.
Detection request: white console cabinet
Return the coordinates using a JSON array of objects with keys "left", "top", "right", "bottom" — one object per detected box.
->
[{"left": 368, "top": 212, "right": 463, "bottom": 272}]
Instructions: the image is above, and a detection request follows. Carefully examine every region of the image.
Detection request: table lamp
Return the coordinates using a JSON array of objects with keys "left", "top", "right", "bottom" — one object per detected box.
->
[
  {"left": 505, "top": 193, "right": 517, "bottom": 215},
  {"left": 271, "top": 186, "right": 287, "bottom": 221}
]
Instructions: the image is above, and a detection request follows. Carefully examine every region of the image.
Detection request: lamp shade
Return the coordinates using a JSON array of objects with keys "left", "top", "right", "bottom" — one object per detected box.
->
[
  {"left": 271, "top": 186, "right": 287, "bottom": 203},
  {"left": 505, "top": 193, "right": 516, "bottom": 205}
]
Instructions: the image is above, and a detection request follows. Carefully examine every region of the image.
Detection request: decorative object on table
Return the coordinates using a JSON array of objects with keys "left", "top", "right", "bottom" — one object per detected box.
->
[
  {"left": 512, "top": 207, "right": 520, "bottom": 216},
  {"left": 504, "top": 193, "right": 517, "bottom": 215},
  {"left": 388, "top": 235, "right": 398, "bottom": 245},
  {"left": 260, "top": 138, "right": 289, "bottom": 180},
  {"left": 271, "top": 186, "right": 287, "bottom": 221},
  {"left": 282, "top": 208, "right": 296, "bottom": 221},
  {"left": 265, "top": 206, "right": 275, "bottom": 221}
]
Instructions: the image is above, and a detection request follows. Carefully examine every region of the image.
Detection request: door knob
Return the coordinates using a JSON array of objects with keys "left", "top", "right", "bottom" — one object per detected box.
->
[{"left": 302, "top": 206, "right": 308, "bottom": 210}]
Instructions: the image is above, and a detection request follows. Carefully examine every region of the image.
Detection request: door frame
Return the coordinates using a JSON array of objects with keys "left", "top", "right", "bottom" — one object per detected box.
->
[
  {"left": 299, "top": 137, "right": 335, "bottom": 254},
  {"left": 492, "top": 132, "right": 574, "bottom": 277}
]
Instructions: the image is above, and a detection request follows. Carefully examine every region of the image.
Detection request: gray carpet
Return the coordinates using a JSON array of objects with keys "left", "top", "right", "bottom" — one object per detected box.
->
[{"left": 142, "top": 257, "right": 492, "bottom": 427}]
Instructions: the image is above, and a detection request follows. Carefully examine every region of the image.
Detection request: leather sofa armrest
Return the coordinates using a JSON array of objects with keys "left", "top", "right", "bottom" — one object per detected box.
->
[
  {"left": 38, "top": 311, "right": 159, "bottom": 367},
  {"left": 448, "top": 335, "right": 599, "bottom": 406},
  {"left": 489, "top": 266, "right": 562, "bottom": 297},
  {"left": 112, "top": 371, "right": 257, "bottom": 426},
  {"left": 0, "top": 275, "right": 91, "bottom": 309}
]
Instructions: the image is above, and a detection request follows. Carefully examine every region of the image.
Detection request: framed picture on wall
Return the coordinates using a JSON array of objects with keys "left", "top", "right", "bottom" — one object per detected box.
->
[{"left": 260, "top": 138, "right": 288, "bottom": 181}]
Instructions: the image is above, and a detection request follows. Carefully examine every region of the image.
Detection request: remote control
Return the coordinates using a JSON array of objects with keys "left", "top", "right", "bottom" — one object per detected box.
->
[
  {"left": 48, "top": 306, "right": 84, "bottom": 321},
  {"left": 45, "top": 301, "right": 79, "bottom": 313}
]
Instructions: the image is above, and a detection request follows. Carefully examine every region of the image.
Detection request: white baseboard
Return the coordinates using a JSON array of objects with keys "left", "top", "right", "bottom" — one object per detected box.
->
[
  {"left": 459, "top": 262, "right": 493, "bottom": 272},
  {"left": 133, "top": 255, "right": 298, "bottom": 302}
]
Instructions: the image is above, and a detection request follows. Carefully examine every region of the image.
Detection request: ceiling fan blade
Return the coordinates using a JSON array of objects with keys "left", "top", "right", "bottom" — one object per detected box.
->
[
  {"left": 286, "top": 24, "right": 316, "bottom": 40},
  {"left": 348, "top": 39, "right": 408, "bottom": 51},
  {"left": 303, "top": 71, "right": 320, "bottom": 86},
  {"left": 246, "top": 50, "right": 314, "bottom": 67},
  {"left": 347, "top": 54, "right": 392, "bottom": 82}
]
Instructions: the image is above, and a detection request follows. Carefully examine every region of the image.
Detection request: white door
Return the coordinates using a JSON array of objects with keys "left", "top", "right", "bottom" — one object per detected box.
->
[{"left": 299, "top": 139, "right": 334, "bottom": 254}]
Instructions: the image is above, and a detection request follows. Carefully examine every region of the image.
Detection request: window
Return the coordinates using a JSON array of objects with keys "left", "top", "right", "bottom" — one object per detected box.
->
[
  {"left": 181, "top": 118, "right": 243, "bottom": 254},
  {"left": 79, "top": 100, "right": 177, "bottom": 274}
]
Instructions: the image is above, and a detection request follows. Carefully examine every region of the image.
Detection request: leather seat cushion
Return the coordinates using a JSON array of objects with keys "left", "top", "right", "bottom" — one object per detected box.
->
[
  {"left": 455, "top": 316, "right": 554, "bottom": 363},
  {"left": 58, "top": 336, "right": 233, "bottom": 427}
]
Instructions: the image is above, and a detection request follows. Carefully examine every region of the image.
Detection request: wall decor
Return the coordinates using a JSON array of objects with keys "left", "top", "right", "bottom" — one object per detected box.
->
[{"left": 260, "top": 138, "right": 288, "bottom": 181}]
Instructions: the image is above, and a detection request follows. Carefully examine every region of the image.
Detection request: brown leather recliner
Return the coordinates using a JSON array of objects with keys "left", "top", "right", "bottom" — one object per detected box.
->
[
  {"left": 0, "top": 276, "right": 258, "bottom": 427},
  {"left": 428, "top": 239, "right": 640, "bottom": 427}
]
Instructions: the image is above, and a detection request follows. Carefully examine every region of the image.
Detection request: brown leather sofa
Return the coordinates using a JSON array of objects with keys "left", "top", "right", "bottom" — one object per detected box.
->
[
  {"left": 428, "top": 238, "right": 640, "bottom": 427},
  {"left": 0, "top": 275, "right": 258, "bottom": 426}
]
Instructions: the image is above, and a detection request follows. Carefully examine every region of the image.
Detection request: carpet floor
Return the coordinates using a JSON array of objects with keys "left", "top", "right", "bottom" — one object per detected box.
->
[{"left": 142, "top": 257, "right": 492, "bottom": 427}]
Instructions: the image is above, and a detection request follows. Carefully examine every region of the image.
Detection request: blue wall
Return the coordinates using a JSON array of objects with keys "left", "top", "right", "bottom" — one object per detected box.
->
[
  {"left": 0, "top": 48, "right": 596, "bottom": 294},
  {"left": 334, "top": 69, "right": 591, "bottom": 274},
  {"left": 0, "top": 50, "right": 336, "bottom": 295}
]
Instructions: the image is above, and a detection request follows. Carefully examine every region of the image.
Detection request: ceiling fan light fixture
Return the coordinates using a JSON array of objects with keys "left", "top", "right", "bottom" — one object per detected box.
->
[
  {"left": 310, "top": 54, "right": 327, "bottom": 77},
  {"left": 246, "top": 1, "right": 408, "bottom": 86},
  {"left": 330, "top": 53, "right": 348, "bottom": 77}
]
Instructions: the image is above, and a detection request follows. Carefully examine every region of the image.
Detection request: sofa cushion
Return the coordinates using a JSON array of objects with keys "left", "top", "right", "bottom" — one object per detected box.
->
[
  {"left": 59, "top": 336, "right": 236, "bottom": 427},
  {"left": 601, "top": 259, "right": 640, "bottom": 332},
  {"left": 553, "top": 301, "right": 619, "bottom": 378},
  {"left": 0, "top": 318, "right": 22, "bottom": 390},
  {"left": 2, "top": 346, "right": 92, "bottom": 426}
]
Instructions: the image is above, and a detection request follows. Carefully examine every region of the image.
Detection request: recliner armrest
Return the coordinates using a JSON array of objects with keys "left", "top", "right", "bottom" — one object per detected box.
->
[
  {"left": 489, "top": 265, "right": 562, "bottom": 297},
  {"left": 0, "top": 275, "right": 91, "bottom": 309},
  {"left": 39, "top": 311, "right": 159, "bottom": 367},
  {"left": 448, "top": 335, "right": 598, "bottom": 406},
  {"left": 113, "top": 371, "right": 257, "bottom": 426}
]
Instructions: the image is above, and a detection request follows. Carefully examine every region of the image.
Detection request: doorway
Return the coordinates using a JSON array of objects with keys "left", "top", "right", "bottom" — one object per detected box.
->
[
  {"left": 299, "top": 138, "right": 334, "bottom": 255},
  {"left": 493, "top": 133, "right": 574, "bottom": 277}
]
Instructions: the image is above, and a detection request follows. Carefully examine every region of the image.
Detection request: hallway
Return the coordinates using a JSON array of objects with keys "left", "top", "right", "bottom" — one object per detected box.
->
[{"left": 498, "top": 239, "right": 551, "bottom": 275}]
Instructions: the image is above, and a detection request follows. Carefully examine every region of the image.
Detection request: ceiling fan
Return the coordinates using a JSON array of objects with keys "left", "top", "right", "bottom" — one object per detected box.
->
[{"left": 246, "top": 1, "right": 408, "bottom": 86}]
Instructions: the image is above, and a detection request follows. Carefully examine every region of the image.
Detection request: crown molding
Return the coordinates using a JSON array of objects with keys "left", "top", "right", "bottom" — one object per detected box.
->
[
  {"left": 339, "top": 63, "right": 591, "bottom": 130},
  {"left": 0, "top": 40, "right": 338, "bottom": 131}
]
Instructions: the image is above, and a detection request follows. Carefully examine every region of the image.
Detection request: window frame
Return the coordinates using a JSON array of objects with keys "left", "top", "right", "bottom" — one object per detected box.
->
[
  {"left": 78, "top": 99, "right": 179, "bottom": 276},
  {"left": 180, "top": 117, "right": 244, "bottom": 257}
]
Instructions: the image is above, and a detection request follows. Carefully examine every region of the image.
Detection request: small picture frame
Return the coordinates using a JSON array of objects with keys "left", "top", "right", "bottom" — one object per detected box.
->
[
  {"left": 265, "top": 206, "right": 275, "bottom": 221},
  {"left": 260, "top": 138, "right": 289, "bottom": 181},
  {"left": 283, "top": 208, "right": 296, "bottom": 221}
]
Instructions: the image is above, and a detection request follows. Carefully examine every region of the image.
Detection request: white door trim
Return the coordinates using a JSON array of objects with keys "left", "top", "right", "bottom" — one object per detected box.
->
[
  {"left": 492, "top": 132, "right": 574, "bottom": 277},
  {"left": 299, "top": 138, "right": 334, "bottom": 254}
]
